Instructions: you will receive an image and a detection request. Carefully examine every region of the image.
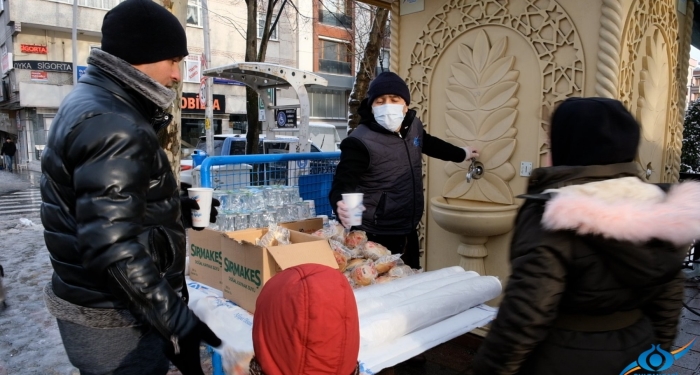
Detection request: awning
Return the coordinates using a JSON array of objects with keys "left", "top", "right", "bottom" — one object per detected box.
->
[{"left": 203, "top": 62, "right": 328, "bottom": 152}]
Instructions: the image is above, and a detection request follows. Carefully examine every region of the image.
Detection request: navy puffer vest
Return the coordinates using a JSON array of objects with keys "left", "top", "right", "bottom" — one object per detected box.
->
[{"left": 348, "top": 119, "right": 424, "bottom": 235}]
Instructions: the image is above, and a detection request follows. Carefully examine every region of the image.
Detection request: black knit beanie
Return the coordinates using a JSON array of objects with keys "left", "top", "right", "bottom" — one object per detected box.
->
[
  {"left": 101, "top": 0, "right": 188, "bottom": 65},
  {"left": 550, "top": 97, "right": 640, "bottom": 167},
  {"left": 367, "top": 72, "right": 411, "bottom": 105}
]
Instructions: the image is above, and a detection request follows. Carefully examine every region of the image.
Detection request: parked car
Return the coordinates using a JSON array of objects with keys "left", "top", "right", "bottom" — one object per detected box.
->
[{"left": 180, "top": 134, "right": 326, "bottom": 190}]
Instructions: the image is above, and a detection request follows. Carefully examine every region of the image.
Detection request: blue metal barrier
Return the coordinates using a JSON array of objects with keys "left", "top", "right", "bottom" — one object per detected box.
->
[{"left": 199, "top": 152, "right": 341, "bottom": 217}]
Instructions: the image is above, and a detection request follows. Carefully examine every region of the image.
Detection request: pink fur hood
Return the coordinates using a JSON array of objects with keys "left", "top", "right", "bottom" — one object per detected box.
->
[{"left": 541, "top": 177, "right": 700, "bottom": 246}]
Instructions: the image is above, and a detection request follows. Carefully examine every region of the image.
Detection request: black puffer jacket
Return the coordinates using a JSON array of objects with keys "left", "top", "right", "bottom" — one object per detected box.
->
[
  {"left": 473, "top": 163, "right": 698, "bottom": 375},
  {"left": 40, "top": 50, "right": 198, "bottom": 344}
]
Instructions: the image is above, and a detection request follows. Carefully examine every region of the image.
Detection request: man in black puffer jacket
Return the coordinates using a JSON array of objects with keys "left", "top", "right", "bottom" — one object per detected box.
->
[
  {"left": 472, "top": 97, "right": 700, "bottom": 375},
  {"left": 40, "top": 1, "right": 220, "bottom": 374}
]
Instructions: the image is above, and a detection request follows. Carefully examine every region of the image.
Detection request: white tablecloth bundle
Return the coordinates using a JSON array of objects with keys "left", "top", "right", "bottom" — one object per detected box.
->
[{"left": 186, "top": 266, "right": 501, "bottom": 374}]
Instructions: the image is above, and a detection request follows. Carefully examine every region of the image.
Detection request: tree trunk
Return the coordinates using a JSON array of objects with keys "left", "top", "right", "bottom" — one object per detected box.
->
[
  {"left": 245, "top": 0, "right": 260, "bottom": 155},
  {"left": 155, "top": 0, "right": 187, "bottom": 183},
  {"left": 347, "top": 6, "right": 389, "bottom": 133},
  {"left": 257, "top": 0, "right": 278, "bottom": 62}
]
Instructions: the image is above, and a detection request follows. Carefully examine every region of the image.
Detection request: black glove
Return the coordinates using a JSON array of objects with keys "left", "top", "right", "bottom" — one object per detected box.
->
[
  {"left": 181, "top": 197, "right": 220, "bottom": 231},
  {"left": 166, "top": 320, "right": 222, "bottom": 375}
]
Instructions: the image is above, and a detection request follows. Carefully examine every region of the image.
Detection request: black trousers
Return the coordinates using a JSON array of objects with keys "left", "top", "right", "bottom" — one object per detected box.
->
[{"left": 366, "top": 229, "right": 421, "bottom": 269}]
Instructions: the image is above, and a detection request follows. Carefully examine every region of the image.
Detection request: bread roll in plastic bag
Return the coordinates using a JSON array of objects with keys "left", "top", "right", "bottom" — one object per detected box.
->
[
  {"left": 351, "top": 261, "right": 378, "bottom": 287},
  {"left": 346, "top": 258, "right": 366, "bottom": 271},
  {"left": 221, "top": 347, "right": 254, "bottom": 375},
  {"left": 388, "top": 265, "right": 417, "bottom": 278},
  {"left": 374, "top": 254, "right": 402, "bottom": 274},
  {"left": 329, "top": 239, "right": 354, "bottom": 272},
  {"left": 362, "top": 241, "right": 391, "bottom": 260},
  {"left": 344, "top": 230, "right": 368, "bottom": 249},
  {"left": 256, "top": 224, "right": 290, "bottom": 247}
]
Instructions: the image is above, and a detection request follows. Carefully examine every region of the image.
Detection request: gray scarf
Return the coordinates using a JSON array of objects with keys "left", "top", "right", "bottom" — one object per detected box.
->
[{"left": 87, "top": 49, "right": 176, "bottom": 109}]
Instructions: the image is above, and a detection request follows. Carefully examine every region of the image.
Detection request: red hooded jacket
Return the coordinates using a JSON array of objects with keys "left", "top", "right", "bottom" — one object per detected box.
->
[{"left": 252, "top": 264, "right": 360, "bottom": 375}]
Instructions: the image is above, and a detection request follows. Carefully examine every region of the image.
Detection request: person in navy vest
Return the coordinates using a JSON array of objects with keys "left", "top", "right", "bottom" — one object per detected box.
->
[{"left": 329, "top": 72, "right": 479, "bottom": 269}]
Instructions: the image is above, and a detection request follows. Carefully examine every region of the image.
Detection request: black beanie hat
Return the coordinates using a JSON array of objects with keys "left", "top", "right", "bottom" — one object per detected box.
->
[
  {"left": 550, "top": 97, "right": 640, "bottom": 167},
  {"left": 367, "top": 72, "right": 411, "bottom": 105},
  {"left": 101, "top": 0, "right": 188, "bottom": 65}
]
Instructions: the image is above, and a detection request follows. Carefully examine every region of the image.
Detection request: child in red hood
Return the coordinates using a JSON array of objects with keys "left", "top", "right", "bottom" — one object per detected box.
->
[{"left": 250, "top": 264, "right": 361, "bottom": 375}]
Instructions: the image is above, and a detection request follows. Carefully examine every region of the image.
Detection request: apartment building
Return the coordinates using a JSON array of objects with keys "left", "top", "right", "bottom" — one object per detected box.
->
[
  {"left": 0, "top": 0, "right": 304, "bottom": 166},
  {"left": 309, "top": 0, "right": 356, "bottom": 138}
]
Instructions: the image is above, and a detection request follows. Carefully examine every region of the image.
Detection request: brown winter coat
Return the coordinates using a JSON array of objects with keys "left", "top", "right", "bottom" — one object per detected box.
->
[{"left": 472, "top": 163, "right": 698, "bottom": 375}]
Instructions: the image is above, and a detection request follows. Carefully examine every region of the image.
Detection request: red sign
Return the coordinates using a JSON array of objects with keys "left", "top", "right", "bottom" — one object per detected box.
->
[
  {"left": 181, "top": 93, "right": 225, "bottom": 114},
  {"left": 30, "top": 71, "right": 48, "bottom": 81},
  {"left": 20, "top": 44, "right": 48, "bottom": 54}
]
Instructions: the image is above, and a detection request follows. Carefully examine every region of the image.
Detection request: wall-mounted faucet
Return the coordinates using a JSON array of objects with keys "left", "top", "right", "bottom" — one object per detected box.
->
[{"left": 466, "top": 157, "right": 484, "bottom": 183}]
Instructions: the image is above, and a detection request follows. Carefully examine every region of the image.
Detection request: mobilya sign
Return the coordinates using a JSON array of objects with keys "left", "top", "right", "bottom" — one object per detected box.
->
[
  {"left": 13, "top": 60, "right": 72, "bottom": 72},
  {"left": 620, "top": 339, "right": 695, "bottom": 375},
  {"left": 20, "top": 44, "right": 48, "bottom": 54},
  {"left": 181, "top": 92, "right": 225, "bottom": 114}
]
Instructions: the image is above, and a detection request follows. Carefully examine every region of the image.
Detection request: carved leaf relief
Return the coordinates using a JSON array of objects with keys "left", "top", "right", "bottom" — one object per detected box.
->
[
  {"left": 635, "top": 29, "right": 669, "bottom": 181},
  {"left": 442, "top": 30, "right": 518, "bottom": 204}
]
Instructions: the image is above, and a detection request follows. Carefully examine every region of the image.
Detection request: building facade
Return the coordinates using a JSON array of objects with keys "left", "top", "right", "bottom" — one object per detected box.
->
[{"left": 0, "top": 0, "right": 303, "bottom": 166}]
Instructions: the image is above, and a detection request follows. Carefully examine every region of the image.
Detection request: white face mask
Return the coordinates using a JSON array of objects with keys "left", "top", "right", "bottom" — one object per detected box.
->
[{"left": 373, "top": 104, "right": 405, "bottom": 132}]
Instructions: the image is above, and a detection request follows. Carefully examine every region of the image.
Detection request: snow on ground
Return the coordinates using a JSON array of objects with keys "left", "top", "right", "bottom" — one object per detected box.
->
[
  {"left": 0, "top": 215, "right": 78, "bottom": 375},
  {"left": 0, "top": 215, "right": 213, "bottom": 375}
]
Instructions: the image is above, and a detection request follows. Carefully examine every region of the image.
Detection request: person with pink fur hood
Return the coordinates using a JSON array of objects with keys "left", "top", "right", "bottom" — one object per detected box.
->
[{"left": 472, "top": 97, "right": 700, "bottom": 375}]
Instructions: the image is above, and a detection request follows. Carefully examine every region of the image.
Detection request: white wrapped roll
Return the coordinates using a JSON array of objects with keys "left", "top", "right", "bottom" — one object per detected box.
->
[
  {"left": 359, "top": 275, "right": 502, "bottom": 347},
  {"left": 357, "top": 271, "right": 481, "bottom": 318},
  {"left": 353, "top": 266, "right": 465, "bottom": 302}
]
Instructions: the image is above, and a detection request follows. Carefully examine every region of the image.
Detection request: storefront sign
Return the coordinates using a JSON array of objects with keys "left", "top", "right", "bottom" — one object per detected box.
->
[
  {"left": 20, "top": 44, "right": 48, "bottom": 54},
  {"left": 77, "top": 66, "right": 87, "bottom": 80},
  {"left": 400, "top": 0, "right": 424, "bottom": 15},
  {"left": 181, "top": 92, "right": 225, "bottom": 114},
  {"left": 213, "top": 77, "right": 245, "bottom": 86},
  {"left": 13, "top": 60, "right": 72, "bottom": 72},
  {"left": 276, "top": 109, "right": 297, "bottom": 128},
  {"left": 1, "top": 52, "right": 11, "bottom": 75},
  {"left": 30, "top": 71, "right": 48, "bottom": 81},
  {"left": 184, "top": 57, "right": 201, "bottom": 84}
]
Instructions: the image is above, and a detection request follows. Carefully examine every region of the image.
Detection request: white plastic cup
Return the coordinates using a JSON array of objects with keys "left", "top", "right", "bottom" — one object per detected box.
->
[
  {"left": 341, "top": 193, "right": 364, "bottom": 226},
  {"left": 188, "top": 187, "right": 214, "bottom": 228}
]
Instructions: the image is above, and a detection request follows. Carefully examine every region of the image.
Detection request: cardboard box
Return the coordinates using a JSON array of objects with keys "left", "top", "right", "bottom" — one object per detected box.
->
[
  {"left": 188, "top": 228, "right": 223, "bottom": 288},
  {"left": 279, "top": 217, "right": 324, "bottom": 234},
  {"left": 221, "top": 228, "right": 338, "bottom": 313}
]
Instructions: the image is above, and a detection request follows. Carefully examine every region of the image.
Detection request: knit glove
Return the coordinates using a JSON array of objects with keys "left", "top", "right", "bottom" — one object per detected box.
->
[
  {"left": 462, "top": 146, "right": 480, "bottom": 161},
  {"left": 181, "top": 196, "right": 220, "bottom": 231},
  {"left": 166, "top": 320, "right": 222, "bottom": 375}
]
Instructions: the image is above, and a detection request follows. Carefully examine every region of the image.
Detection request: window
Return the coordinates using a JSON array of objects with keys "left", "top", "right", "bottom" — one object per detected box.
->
[
  {"left": 187, "top": 0, "right": 202, "bottom": 27},
  {"left": 258, "top": 13, "right": 278, "bottom": 40},
  {"left": 309, "top": 89, "right": 347, "bottom": 119},
  {"left": 318, "top": 0, "right": 352, "bottom": 28},
  {"left": 44, "top": 0, "right": 124, "bottom": 10},
  {"left": 319, "top": 39, "right": 351, "bottom": 75}
]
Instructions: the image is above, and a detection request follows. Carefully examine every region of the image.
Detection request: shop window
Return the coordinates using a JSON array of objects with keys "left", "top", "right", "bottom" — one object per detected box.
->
[{"left": 319, "top": 39, "right": 351, "bottom": 75}]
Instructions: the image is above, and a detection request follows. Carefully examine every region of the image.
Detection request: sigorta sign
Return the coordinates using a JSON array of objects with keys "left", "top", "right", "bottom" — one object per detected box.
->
[
  {"left": 13, "top": 60, "right": 72, "bottom": 72},
  {"left": 20, "top": 44, "right": 48, "bottom": 54},
  {"left": 181, "top": 92, "right": 225, "bottom": 114}
]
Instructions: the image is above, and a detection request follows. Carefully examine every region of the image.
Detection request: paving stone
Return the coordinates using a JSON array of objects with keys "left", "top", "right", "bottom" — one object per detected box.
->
[
  {"left": 666, "top": 365, "right": 694, "bottom": 375},
  {"left": 673, "top": 350, "right": 700, "bottom": 370}
]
